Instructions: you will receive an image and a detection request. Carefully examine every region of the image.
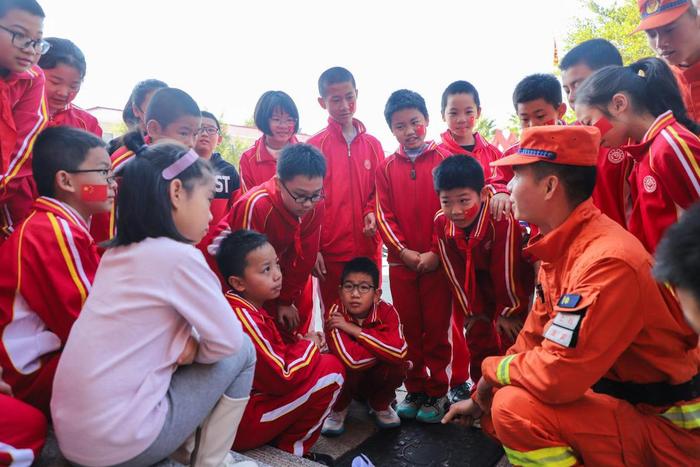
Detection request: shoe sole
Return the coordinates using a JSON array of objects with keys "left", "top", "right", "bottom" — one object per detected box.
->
[
  {"left": 321, "top": 427, "right": 345, "bottom": 437},
  {"left": 416, "top": 413, "right": 444, "bottom": 424}
]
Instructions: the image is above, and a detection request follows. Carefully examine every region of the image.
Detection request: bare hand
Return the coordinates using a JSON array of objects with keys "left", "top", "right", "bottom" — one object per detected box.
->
[
  {"left": 363, "top": 212, "right": 377, "bottom": 236},
  {"left": 400, "top": 248, "right": 421, "bottom": 272},
  {"left": 177, "top": 335, "right": 199, "bottom": 366},
  {"left": 0, "top": 367, "right": 12, "bottom": 397},
  {"left": 312, "top": 252, "right": 327, "bottom": 281},
  {"left": 305, "top": 331, "right": 327, "bottom": 352},
  {"left": 441, "top": 398, "right": 483, "bottom": 427},
  {"left": 473, "top": 377, "right": 494, "bottom": 412},
  {"left": 278, "top": 304, "right": 300, "bottom": 331},
  {"left": 417, "top": 251, "right": 440, "bottom": 273},
  {"left": 496, "top": 315, "right": 524, "bottom": 343},
  {"left": 489, "top": 193, "right": 512, "bottom": 221},
  {"left": 326, "top": 310, "right": 346, "bottom": 331}
]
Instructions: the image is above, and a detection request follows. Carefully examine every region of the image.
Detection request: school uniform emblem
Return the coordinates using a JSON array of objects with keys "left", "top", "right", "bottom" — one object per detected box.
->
[
  {"left": 645, "top": 0, "right": 660, "bottom": 15},
  {"left": 364, "top": 159, "right": 372, "bottom": 170},
  {"left": 643, "top": 175, "right": 657, "bottom": 193},
  {"left": 607, "top": 149, "right": 625, "bottom": 164}
]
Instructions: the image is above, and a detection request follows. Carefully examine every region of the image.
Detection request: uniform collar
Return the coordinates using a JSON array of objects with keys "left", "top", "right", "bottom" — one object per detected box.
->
[
  {"left": 395, "top": 140, "right": 439, "bottom": 161},
  {"left": 326, "top": 117, "right": 366, "bottom": 140},
  {"left": 443, "top": 198, "right": 490, "bottom": 243},
  {"left": 440, "top": 130, "right": 486, "bottom": 155},
  {"left": 255, "top": 135, "right": 299, "bottom": 163},
  {"left": 623, "top": 110, "right": 676, "bottom": 161},
  {"left": 34, "top": 196, "right": 90, "bottom": 233}
]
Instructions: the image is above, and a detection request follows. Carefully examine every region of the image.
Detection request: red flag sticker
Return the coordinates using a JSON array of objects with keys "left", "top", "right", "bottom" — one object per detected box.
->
[
  {"left": 593, "top": 116, "right": 613, "bottom": 137},
  {"left": 467, "top": 116, "right": 476, "bottom": 127},
  {"left": 464, "top": 202, "right": 480, "bottom": 219},
  {"left": 543, "top": 119, "right": 557, "bottom": 126},
  {"left": 80, "top": 184, "right": 109, "bottom": 202},
  {"left": 415, "top": 124, "right": 426, "bottom": 138}
]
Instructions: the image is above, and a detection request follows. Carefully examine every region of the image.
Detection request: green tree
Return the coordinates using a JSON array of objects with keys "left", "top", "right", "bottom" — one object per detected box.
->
[
  {"left": 565, "top": 0, "right": 654, "bottom": 64},
  {"left": 217, "top": 123, "right": 250, "bottom": 167},
  {"left": 475, "top": 116, "right": 497, "bottom": 141},
  {"left": 505, "top": 114, "right": 522, "bottom": 140}
]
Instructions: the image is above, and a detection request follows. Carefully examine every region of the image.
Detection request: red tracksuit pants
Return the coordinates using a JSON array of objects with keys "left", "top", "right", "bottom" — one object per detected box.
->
[
  {"left": 449, "top": 310, "right": 470, "bottom": 389},
  {"left": 12, "top": 353, "right": 59, "bottom": 417},
  {"left": 233, "top": 354, "right": 345, "bottom": 456},
  {"left": 389, "top": 265, "right": 452, "bottom": 397},
  {"left": 333, "top": 361, "right": 406, "bottom": 412},
  {"left": 483, "top": 386, "right": 700, "bottom": 466},
  {"left": 0, "top": 176, "right": 35, "bottom": 241},
  {"left": 0, "top": 394, "right": 47, "bottom": 466}
]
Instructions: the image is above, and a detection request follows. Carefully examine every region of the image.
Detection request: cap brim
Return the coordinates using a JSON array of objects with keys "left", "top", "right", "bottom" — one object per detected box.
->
[
  {"left": 490, "top": 154, "right": 541, "bottom": 167},
  {"left": 633, "top": 5, "right": 689, "bottom": 33}
]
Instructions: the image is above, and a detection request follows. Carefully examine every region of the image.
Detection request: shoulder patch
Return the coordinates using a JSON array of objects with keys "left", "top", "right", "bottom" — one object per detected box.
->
[
  {"left": 557, "top": 293, "right": 581, "bottom": 308},
  {"left": 544, "top": 311, "right": 585, "bottom": 348}
]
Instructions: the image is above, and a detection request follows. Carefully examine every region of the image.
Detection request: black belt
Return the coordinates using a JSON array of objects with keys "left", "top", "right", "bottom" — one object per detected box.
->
[{"left": 592, "top": 373, "right": 700, "bottom": 406}]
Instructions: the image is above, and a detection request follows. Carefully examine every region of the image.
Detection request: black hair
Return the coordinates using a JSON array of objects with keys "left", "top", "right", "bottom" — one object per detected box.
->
[
  {"left": 654, "top": 203, "right": 700, "bottom": 305},
  {"left": 384, "top": 89, "right": 429, "bottom": 127},
  {"left": 560, "top": 39, "right": 623, "bottom": 72},
  {"left": 253, "top": 91, "right": 299, "bottom": 136},
  {"left": 0, "top": 0, "right": 44, "bottom": 18},
  {"left": 575, "top": 57, "right": 700, "bottom": 134},
  {"left": 122, "top": 87, "right": 201, "bottom": 153},
  {"left": 200, "top": 111, "right": 220, "bottom": 130},
  {"left": 122, "top": 79, "right": 168, "bottom": 130},
  {"left": 441, "top": 80, "right": 481, "bottom": 115},
  {"left": 522, "top": 162, "right": 597, "bottom": 207},
  {"left": 318, "top": 66, "right": 356, "bottom": 97},
  {"left": 433, "top": 155, "right": 485, "bottom": 194},
  {"left": 341, "top": 257, "right": 380, "bottom": 288},
  {"left": 512, "top": 74, "right": 563, "bottom": 109},
  {"left": 38, "top": 37, "right": 86, "bottom": 79},
  {"left": 32, "top": 126, "right": 106, "bottom": 197},
  {"left": 216, "top": 229, "right": 270, "bottom": 282},
  {"left": 276, "top": 143, "right": 326, "bottom": 182},
  {"left": 108, "top": 143, "right": 214, "bottom": 247}
]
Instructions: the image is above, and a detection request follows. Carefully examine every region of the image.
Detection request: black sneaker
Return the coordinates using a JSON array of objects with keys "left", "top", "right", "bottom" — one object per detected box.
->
[
  {"left": 448, "top": 381, "right": 474, "bottom": 404},
  {"left": 303, "top": 452, "right": 335, "bottom": 466}
]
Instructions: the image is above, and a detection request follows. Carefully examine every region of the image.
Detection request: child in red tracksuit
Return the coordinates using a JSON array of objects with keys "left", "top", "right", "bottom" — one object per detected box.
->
[
  {"left": 38, "top": 38, "right": 102, "bottom": 137},
  {"left": 575, "top": 57, "right": 700, "bottom": 253},
  {"left": 216, "top": 229, "right": 344, "bottom": 459},
  {"left": 90, "top": 87, "right": 201, "bottom": 245},
  {"left": 322, "top": 257, "right": 407, "bottom": 436},
  {"left": 307, "top": 67, "right": 384, "bottom": 314},
  {"left": 376, "top": 89, "right": 453, "bottom": 423},
  {"left": 220, "top": 143, "right": 325, "bottom": 335},
  {"left": 431, "top": 155, "right": 534, "bottom": 387},
  {"left": 0, "top": 0, "right": 48, "bottom": 240},
  {"left": 0, "top": 127, "right": 115, "bottom": 415},
  {"left": 239, "top": 90, "right": 300, "bottom": 193},
  {"left": 0, "top": 366, "right": 46, "bottom": 466}
]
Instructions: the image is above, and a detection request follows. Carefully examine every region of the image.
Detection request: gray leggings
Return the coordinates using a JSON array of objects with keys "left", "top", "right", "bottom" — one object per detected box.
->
[{"left": 108, "top": 334, "right": 256, "bottom": 467}]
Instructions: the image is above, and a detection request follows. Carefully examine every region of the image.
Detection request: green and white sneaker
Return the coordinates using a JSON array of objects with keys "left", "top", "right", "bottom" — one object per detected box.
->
[
  {"left": 416, "top": 396, "right": 449, "bottom": 424},
  {"left": 396, "top": 392, "right": 427, "bottom": 419}
]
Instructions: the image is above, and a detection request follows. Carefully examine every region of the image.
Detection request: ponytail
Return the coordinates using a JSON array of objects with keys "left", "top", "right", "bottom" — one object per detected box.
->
[{"left": 576, "top": 57, "right": 700, "bottom": 135}]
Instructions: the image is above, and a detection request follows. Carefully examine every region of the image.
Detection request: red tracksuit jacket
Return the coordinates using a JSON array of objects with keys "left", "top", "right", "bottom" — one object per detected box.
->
[
  {"left": 0, "top": 197, "right": 98, "bottom": 391},
  {"left": 239, "top": 135, "right": 299, "bottom": 193},
  {"left": 326, "top": 299, "right": 407, "bottom": 371},
  {"left": 438, "top": 130, "right": 509, "bottom": 193},
  {"left": 227, "top": 178, "right": 324, "bottom": 306},
  {"left": 432, "top": 197, "right": 533, "bottom": 318},
  {"left": 376, "top": 141, "right": 449, "bottom": 263},
  {"left": 307, "top": 118, "right": 384, "bottom": 262},
  {"left": 46, "top": 104, "right": 103, "bottom": 137},
  {"left": 673, "top": 62, "right": 700, "bottom": 122},
  {"left": 624, "top": 110, "right": 700, "bottom": 253},
  {"left": 226, "top": 293, "right": 321, "bottom": 395}
]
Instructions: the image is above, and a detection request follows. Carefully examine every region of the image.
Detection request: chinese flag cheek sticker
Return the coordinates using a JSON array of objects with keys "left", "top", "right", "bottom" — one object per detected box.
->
[
  {"left": 415, "top": 124, "right": 426, "bottom": 138},
  {"left": 464, "top": 203, "right": 480, "bottom": 219},
  {"left": 467, "top": 116, "right": 476, "bottom": 127},
  {"left": 80, "top": 184, "right": 109, "bottom": 202},
  {"left": 348, "top": 101, "right": 356, "bottom": 114},
  {"left": 593, "top": 116, "right": 613, "bottom": 137}
]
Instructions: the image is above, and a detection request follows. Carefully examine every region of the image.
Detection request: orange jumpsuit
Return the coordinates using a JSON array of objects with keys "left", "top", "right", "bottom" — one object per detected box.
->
[
  {"left": 673, "top": 62, "right": 700, "bottom": 122},
  {"left": 480, "top": 199, "right": 700, "bottom": 466}
]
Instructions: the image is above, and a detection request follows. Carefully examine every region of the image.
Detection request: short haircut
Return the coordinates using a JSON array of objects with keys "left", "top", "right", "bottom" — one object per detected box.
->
[
  {"left": 512, "top": 74, "right": 563, "bottom": 109},
  {"left": 145, "top": 87, "right": 200, "bottom": 128},
  {"left": 524, "top": 161, "right": 597, "bottom": 207},
  {"left": 253, "top": 90, "right": 299, "bottom": 136},
  {"left": 384, "top": 89, "right": 428, "bottom": 127},
  {"left": 559, "top": 39, "right": 623, "bottom": 72},
  {"left": 216, "top": 229, "right": 269, "bottom": 281},
  {"left": 32, "top": 126, "right": 106, "bottom": 197},
  {"left": 433, "top": 155, "right": 485, "bottom": 194},
  {"left": 109, "top": 143, "right": 214, "bottom": 247},
  {"left": 0, "top": 0, "right": 44, "bottom": 18},
  {"left": 318, "top": 66, "right": 356, "bottom": 97},
  {"left": 122, "top": 79, "right": 168, "bottom": 128},
  {"left": 654, "top": 203, "right": 700, "bottom": 304},
  {"left": 341, "top": 257, "right": 380, "bottom": 288},
  {"left": 38, "top": 37, "right": 86, "bottom": 79},
  {"left": 441, "top": 80, "right": 481, "bottom": 114},
  {"left": 276, "top": 143, "right": 326, "bottom": 182},
  {"left": 201, "top": 111, "right": 221, "bottom": 130}
]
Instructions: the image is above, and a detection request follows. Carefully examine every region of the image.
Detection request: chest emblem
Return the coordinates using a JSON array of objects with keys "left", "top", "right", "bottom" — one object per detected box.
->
[
  {"left": 643, "top": 175, "right": 657, "bottom": 193},
  {"left": 607, "top": 148, "right": 625, "bottom": 164}
]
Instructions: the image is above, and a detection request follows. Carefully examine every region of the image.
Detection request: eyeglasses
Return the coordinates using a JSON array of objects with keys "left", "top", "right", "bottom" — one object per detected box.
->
[
  {"left": 66, "top": 168, "right": 116, "bottom": 184},
  {"left": 341, "top": 282, "right": 375, "bottom": 295},
  {"left": 270, "top": 117, "right": 297, "bottom": 127},
  {"left": 196, "top": 126, "right": 220, "bottom": 136},
  {"left": 280, "top": 181, "right": 324, "bottom": 205},
  {"left": 0, "top": 25, "right": 51, "bottom": 55}
]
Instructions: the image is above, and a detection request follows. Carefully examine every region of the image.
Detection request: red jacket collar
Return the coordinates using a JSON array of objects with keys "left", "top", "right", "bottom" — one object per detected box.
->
[
  {"left": 326, "top": 117, "right": 367, "bottom": 140},
  {"left": 395, "top": 140, "right": 440, "bottom": 161},
  {"left": 440, "top": 130, "right": 488, "bottom": 156},
  {"left": 339, "top": 300, "right": 380, "bottom": 325},
  {"left": 2, "top": 64, "right": 42, "bottom": 84},
  {"left": 255, "top": 135, "right": 299, "bottom": 163},
  {"left": 34, "top": 196, "right": 89, "bottom": 232},
  {"left": 442, "top": 198, "right": 490, "bottom": 244},
  {"left": 623, "top": 110, "right": 676, "bottom": 161}
]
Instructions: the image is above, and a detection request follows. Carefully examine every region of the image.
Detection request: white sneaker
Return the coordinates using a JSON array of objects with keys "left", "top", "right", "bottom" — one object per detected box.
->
[
  {"left": 321, "top": 408, "right": 348, "bottom": 437},
  {"left": 371, "top": 405, "right": 401, "bottom": 429}
]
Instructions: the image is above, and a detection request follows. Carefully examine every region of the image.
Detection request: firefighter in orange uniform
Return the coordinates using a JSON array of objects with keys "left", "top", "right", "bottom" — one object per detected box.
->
[{"left": 443, "top": 125, "right": 700, "bottom": 466}]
